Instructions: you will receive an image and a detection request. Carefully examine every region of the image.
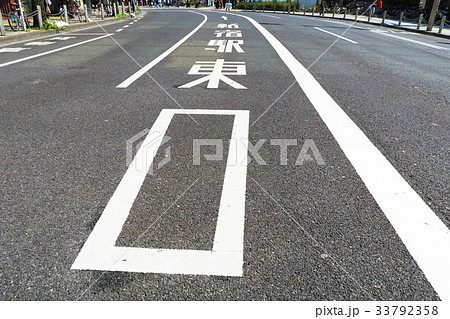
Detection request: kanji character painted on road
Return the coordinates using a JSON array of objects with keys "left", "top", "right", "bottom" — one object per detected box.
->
[
  {"left": 207, "top": 40, "right": 244, "bottom": 53},
  {"left": 214, "top": 30, "right": 242, "bottom": 38},
  {"left": 179, "top": 59, "right": 247, "bottom": 89}
]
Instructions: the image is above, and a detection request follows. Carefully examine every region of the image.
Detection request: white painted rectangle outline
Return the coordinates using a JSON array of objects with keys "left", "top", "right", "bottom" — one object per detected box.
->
[{"left": 71, "top": 109, "right": 249, "bottom": 276}]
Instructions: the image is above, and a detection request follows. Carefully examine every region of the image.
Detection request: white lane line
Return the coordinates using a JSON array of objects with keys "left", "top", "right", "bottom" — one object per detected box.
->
[
  {"left": 25, "top": 41, "right": 56, "bottom": 46},
  {"left": 313, "top": 27, "right": 358, "bottom": 44},
  {"left": 72, "top": 109, "right": 249, "bottom": 276},
  {"left": 116, "top": 29, "right": 123, "bottom": 32},
  {"left": 0, "top": 35, "right": 109, "bottom": 69},
  {"left": 237, "top": 13, "right": 450, "bottom": 301},
  {"left": 372, "top": 30, "right": 449, "bottom": 51},
  {"left": 317, "top": 19, "right": 370, "bottom": 30},
  {"left": 49, "top": 36, "right": 77, "bottom": 41},
  {"left": 260, "top": 13, "right": 281, "bottom": 19},
  {"left": 0, "top": 47, "right": 30, "bottom": 53},
  {"left": 124, "top": 25, "right": 129, "bottom": 28},
  {"left": 117, "top": 12, "right": 207, "bottom": 88}
]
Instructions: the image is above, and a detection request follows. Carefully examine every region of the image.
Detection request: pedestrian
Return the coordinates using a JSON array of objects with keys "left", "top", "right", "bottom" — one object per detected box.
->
[
  {"left": 225, "top": 0, "right": 231, "bottom": 11},
  {"left": 377, "top": 0, "right": 383, "bottom": 14},
  {"left": 320, "top": 0, "right": 327, "bottom": 16}
]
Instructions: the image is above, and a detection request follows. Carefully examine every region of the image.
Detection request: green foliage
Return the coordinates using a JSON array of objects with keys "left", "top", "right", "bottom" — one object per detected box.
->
[
  {"left": 42, "top": 19, "right": 67, "bottom": 32},
  {"left": 117, "top": 13, "right": 126, "bottom": 17}
]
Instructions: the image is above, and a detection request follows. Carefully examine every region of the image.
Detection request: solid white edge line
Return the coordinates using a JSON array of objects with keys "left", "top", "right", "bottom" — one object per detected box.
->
[
  {"left": 233, "top": 12, "right": 450, "bottom": 301},
  {"left": 116, "top": 12, "right": 208, "bottom": 88},
  {"left": 0, "top": 35, "right": 109, "bottom": 68},
  {"left": 314, "top": 27, "right": 358, "bottom": 44}
]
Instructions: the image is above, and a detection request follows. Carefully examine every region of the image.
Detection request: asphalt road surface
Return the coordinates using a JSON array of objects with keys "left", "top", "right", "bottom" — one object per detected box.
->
[{"left": 0, "top": 7, "right": 449, "bottom": 301}]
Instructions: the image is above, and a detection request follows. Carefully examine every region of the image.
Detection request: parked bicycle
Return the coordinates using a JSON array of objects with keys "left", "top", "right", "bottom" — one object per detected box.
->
[
  {"left": 7, "top": 1, "right": 30, "bottom": 31},
  {"left": 68, "top": 0, "right": 85, "bottom": 22}
]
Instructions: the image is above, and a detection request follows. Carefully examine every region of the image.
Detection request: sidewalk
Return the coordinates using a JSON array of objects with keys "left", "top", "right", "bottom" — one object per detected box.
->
[{"left": 0, "top": 10, "right": 139, "bottom": 45}]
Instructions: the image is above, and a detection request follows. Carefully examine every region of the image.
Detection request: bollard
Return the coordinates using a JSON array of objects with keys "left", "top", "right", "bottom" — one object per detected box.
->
[
  {"left": 312, "top": 6, "right": 314, "bottom": 16},
  {"left": 381, "top": 10, "right": 386, "bottom": 24},
  {"left": 0, "top": 8, "right": 6, "bottom": 35},
  {"left": 18, "top": 0, "right": 26, "bottom": 31},
  {"left": 417, "top": 13, "right": 423, "bottom": 29},
  {"left": 439, "top": 16, "right": 446, "bottom": 33},
  {"left": 343, "top": 7, "right": 347, "bottom": 19},
  {"left": 122, "top": 3, "right": 125, "bottom": 15},
  {"left": 63, "top": 5, "right": 69, "bottom": 24},
  {"left": 332, "top": 8, "right": 335, "bottom": 18},
  {"left": 288, "top": 2, "right": 290, "bottom": 14},
  {"left": 355, "top": 7, "right": 359, "bottom": 21},
  {"left": 84, "top": 4, "right": 89, "bottom": 22},
  {"left": 128, "top": 2, "right": 132, "bottom": 16},
  {"left": 368, "top": 10, "right": 371, "bottom": 22},
  {"left": 100, "top": 3, "right": 104, "bottom": 19},
  {"left": 398, "top": 11, "right": 403, "bottom": 26},
  {"left": 36, "top": 5, "right": 44, "bottom": 29},
  {"left": 113, "top": 2, "right": 117, "bottom": 16}
]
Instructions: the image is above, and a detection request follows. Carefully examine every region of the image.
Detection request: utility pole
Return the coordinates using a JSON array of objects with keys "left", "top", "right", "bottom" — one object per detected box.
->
[{"left": 426, "top": 0, "right": 441, "bottom": 31}]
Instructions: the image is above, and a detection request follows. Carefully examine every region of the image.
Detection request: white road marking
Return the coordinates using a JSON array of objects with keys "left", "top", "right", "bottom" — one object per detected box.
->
[
  {"left": 72, "top": 109, "right": 249, "bottom": 276},
  {"left": 217, "top": 23, "right": 239, "bottom": 28},
  {"left": 0, "top": 47, "right": 30, "bottom": 53},
  {"left": 214, "top": 29, "right": 242, "bottom": 38},
  {"left": 49, "top": 36, "right": 76, "bottom": 41},
  {"left": 260, "top": 13, "right": 281, "bottom": 19},
  {"left": 204, "top": 48, "right": 216, "bottom": 51},
  {"left": 238, "top": 13, "right": 450, "bottom": 301},
  {"left": 313, "top": 27, "right": 358, "bottom": 44},
  {"left": 116, "top": 29, "right": 123, "bottom": 32},
  {"left": 371, "top": 30, "right": 449, "bottom": 51},
  {"left": 124, "top": 25, "right": 129, "bottom": 28},
  {"left": 179, "top": 59, "right": 246, "bottom": 89},
  {"left": 0, "top": 35, "right": 109, "bottom": 69},
  {"left": 207, "top": 40, "right": 244, "bottom": 53},
  {"left": 25, "top": 41, "right": 56, "bottom": 46},
  {"left": 316, "top": 19, "right": 371, "bottom": 30},
  {"left": 221, "top": 16, "right": 228, "bottom": 21},
  {"left": 117, "top": 12, "right": 207, "bottom": 88}
]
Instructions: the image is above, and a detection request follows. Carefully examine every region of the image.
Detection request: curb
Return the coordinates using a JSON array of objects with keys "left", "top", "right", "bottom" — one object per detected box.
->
[{"left": 0, "top": 12, "right": 142, "bottom": 46}]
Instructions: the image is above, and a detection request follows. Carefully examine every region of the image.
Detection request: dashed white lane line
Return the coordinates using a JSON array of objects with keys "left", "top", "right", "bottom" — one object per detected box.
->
[
  {"left": 124, "top": 25, "right": 129, "bottom": 28},
  {"left": 0, "top": 35, "right": 109, "bottom": 68},
  {"left": 116, "top": 29, "right": 123, "bottom": 32},
  {"left": 117, "top": 12, "right": 208, "bottom": 89},
  {"left": 0, "top": 47, "right": 30, "bottom": 53},
  {"left": 235, "top": 13, "right": 450, "bottom": 301},
  {"left": 260, "top": 13, "right": 281, "bottom": 19},
  {"left": 25, "top": 41, "right": 56, "bottom": 46},
  {"left": 317, "top": 19, "right": 371, "bottom": 30},
  {"left": 371, "top": 30, "right": 450, "bottom": 51},
  {"left": 313, "top": 27, "right": 358, "bottom": 44},
  {"left": 49, "top": 36, "right": 77, "bottom": 41}
]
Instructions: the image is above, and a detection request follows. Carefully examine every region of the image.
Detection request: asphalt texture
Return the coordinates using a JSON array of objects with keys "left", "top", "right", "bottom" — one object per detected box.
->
[{"left": 0, "top": 7, "right": 449, "bottom": 301}]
